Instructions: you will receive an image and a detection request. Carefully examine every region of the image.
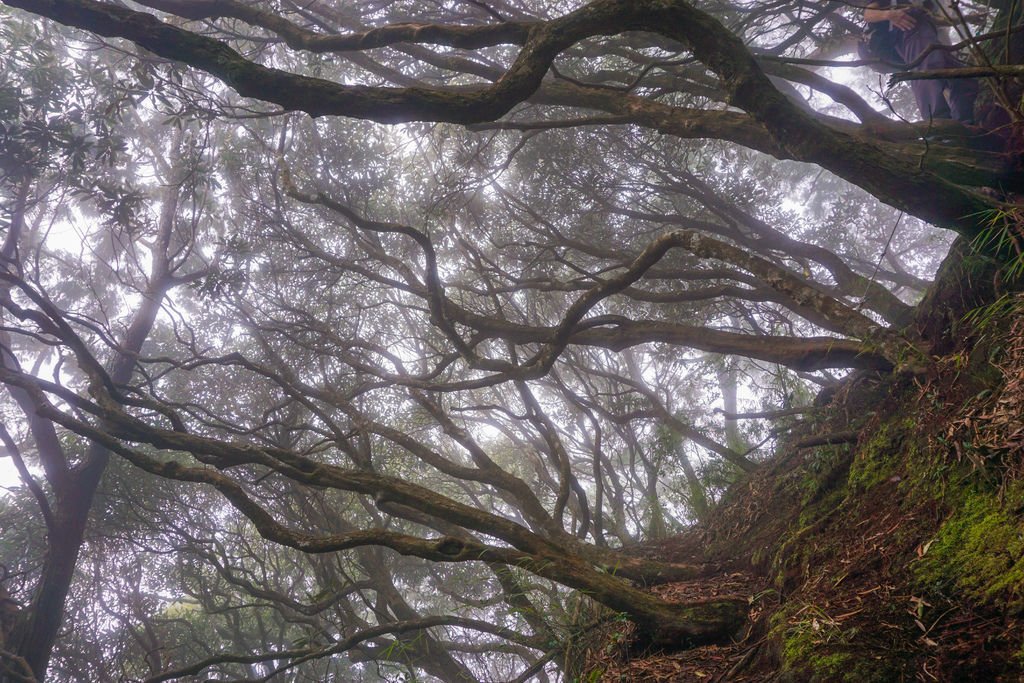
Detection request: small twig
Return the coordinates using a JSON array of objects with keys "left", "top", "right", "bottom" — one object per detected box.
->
[
  {"left": 858, "top": 212, "right": 902, "bottom": 312},
  {"left": 715, "top": 406, "right": 814, "bottom": 420},
  {"left": 794, "top": 430, "right": 861, "bottom": 449},
  {"left": 889, "top": 64, "right": 1024, "bottom": 85}
]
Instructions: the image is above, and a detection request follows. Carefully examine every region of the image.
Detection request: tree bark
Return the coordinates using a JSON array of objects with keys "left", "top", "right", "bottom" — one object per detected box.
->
[{"left": 4, "top": 0, "right": 1015, "bottom": 238}]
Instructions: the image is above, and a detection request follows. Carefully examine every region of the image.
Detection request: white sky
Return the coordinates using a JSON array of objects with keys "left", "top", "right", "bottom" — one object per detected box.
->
[{"left": 0, "top": 453, "right": 21, "bottom": 489}]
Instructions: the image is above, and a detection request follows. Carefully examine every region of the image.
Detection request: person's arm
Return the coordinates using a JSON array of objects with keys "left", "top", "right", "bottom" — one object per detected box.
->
[{"left": 864, "top": 3, "right": 918, "bottom": 29}]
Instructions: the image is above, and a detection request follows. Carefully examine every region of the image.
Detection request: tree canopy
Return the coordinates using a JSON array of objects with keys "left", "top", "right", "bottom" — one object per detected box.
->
[{"left": 0, "top": 0, "right": 1021, "bottom": 680}]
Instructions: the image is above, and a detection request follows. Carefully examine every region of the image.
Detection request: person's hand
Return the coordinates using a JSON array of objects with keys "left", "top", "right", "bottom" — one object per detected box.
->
[{"left": 888, "top": 7, "right": 917, "bottom": 30}]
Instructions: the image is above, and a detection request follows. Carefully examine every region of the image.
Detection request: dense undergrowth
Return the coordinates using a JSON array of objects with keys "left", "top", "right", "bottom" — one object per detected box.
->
[{"left": 579, "top": 239, "right": 1024, "bottom": 681}]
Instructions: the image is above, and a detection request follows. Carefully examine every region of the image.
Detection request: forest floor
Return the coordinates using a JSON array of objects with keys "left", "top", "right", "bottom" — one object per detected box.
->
[{"left": 578, "top": 242, "right": 1024, "bottom": 682}]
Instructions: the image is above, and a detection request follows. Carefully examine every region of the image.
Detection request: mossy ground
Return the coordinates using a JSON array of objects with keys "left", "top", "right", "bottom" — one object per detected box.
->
[
  {"left": 589, "top": 249, "right": 1024, "bottom": 681},
  {"left": 914, "top": 481, "right": 1024, "bottom": 613},
  {"left": 754, "top": 322, "right": 1024, "bottom": 682}
]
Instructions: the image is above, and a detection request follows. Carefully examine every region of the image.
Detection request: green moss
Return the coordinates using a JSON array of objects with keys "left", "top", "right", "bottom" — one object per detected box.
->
[
  {"left": 914, "top": 482, "right": 1024, "bottom": 612},
  {"left": 797, "top": 488, "right": 845, "bottom": 527},
  {"left": 799, "top": 445, "right": 849, "bottom": 504},
  {"left": 846, "top": 419, "right": 917, "bottom": 492},
  {"left": 772, "top": 605, "right": 900, "bottom": 682}
]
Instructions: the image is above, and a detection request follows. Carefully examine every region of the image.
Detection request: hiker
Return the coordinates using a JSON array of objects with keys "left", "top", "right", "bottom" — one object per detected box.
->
[{"left": 863, "top": 1, "right": 978, "bottom": 123}]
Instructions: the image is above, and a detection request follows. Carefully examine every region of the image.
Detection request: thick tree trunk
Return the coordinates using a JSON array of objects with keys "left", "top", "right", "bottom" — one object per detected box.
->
[
  {"left": 10, "top": 482, "right": 98, "bottom": 679},
  {"left": 504, "top": 547, "right": 746, "bottom": 649},
  {"left": 4, "top": 0, "right": 1013, "bottom": 235},
  {"left": 2, "top": 169, "right": 179, "bottom": 680}
]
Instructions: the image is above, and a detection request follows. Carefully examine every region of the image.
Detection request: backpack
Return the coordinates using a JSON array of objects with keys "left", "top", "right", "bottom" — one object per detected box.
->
[{"left": 858, "top": 21, "right": 908, "bottom": 73}]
